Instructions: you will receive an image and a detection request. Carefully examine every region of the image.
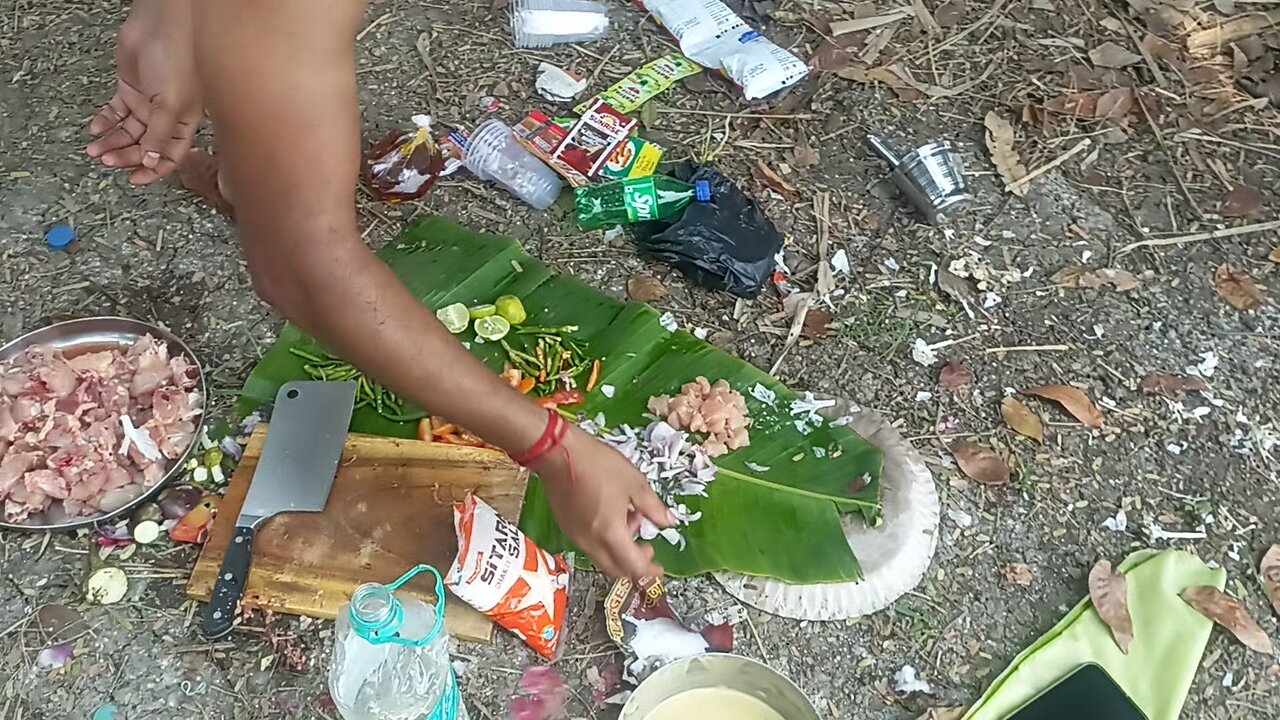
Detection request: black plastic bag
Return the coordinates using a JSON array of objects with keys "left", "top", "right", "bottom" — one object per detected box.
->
[{"left": 632, "top": 164, "right": 783, "bottom": 299}]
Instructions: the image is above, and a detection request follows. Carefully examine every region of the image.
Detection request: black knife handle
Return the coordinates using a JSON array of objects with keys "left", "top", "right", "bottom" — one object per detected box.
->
[{"left": 202, "top": 526, "right": 255, "bottom": 639}]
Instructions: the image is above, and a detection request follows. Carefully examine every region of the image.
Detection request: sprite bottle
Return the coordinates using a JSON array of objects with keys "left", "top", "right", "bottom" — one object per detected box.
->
[{"left": 575, "top": 176, "right": 713, "bottom": 229}]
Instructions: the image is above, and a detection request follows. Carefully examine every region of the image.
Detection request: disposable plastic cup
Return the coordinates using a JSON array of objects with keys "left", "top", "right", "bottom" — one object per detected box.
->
[
  {"left": 511, "top": 0, "right": 610, "bottom": 48},
  {"left": 464, "top": 120, "right": 564, "bottom": 211}
]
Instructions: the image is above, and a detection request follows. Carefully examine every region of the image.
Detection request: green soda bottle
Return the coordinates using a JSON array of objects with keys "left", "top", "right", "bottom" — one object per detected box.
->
[{"left": 575, "top": 176, "right": 713, "bottom": 229}]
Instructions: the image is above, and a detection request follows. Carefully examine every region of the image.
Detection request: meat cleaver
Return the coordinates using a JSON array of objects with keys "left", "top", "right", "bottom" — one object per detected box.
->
[{"left": 201, "top": 380, "right": 356, "bottom": 639}]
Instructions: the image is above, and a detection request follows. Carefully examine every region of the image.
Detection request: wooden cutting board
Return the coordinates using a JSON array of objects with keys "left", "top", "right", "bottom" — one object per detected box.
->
[{"left": 187, "top": 425, "right": 528, "bottom": 643}]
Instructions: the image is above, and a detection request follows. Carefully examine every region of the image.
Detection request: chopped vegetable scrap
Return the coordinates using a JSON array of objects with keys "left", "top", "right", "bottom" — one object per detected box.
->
[
  {"left": 417, "top": 416, "right": 501, "bottom": 451},
  {"left": 589, "top": 420, "right": 716, "bottom": 549},
  {"left": 789, "top": 391, "right": 837, "bottom": 434},
  {"left": 605, "top": 578, "right": 733, "bottom": 682},
  {"left": 289, "top": 348, "right": 424, "bottom": 422},
  {"left": 447, "top": 494, "right": 571, "bottom": 660},
  {"left": 0, "top": 336, "right": 203, "bottom": 523},
  {"left": 647, "top": 377, "right": 751, "bottom": 457},
  {"left": 501, "top": 325, "right": 598, "bottom": 404}
]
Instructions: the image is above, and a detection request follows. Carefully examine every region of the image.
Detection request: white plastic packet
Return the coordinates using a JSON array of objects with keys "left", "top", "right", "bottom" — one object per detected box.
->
[{"left": 637, "top": 0, "right": 807, "bottom": 100}]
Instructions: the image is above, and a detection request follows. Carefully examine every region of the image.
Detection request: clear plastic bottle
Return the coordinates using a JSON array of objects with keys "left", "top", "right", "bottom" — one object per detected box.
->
[
  {"left": 464, "top": 120, "right": 564, "bottom": 210},
  {"left": 329, "top": 565, "right": 467, "bottom": 720}
]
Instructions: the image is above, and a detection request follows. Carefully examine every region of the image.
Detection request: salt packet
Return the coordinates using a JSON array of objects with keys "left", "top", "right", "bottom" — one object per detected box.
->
[
  {"left": 635, "top": 0, "right": 808, "bottom": 100},
  {"left": 446, "top": 494, "right": 572, "bottom": 660}
]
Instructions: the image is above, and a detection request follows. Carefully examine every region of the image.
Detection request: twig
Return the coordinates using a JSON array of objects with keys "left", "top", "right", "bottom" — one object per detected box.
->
[
  {"left": 1136, "top": 96, "right": 1202, "bottom": 220},
  {"left": 743, "top": 611, "right": 769, "bottom": 662},
  {"left": 912, "top": 0, "right": 1011, "bottom": 61},
  {"left": 815, "top": 192, "right": 834, "bottom": 297},
  {"left": 1005, "top": 139, "right": 1092, "bottom": 194},
  {"left": 983, "top": 344, "right": 1072, "bottom": 353},
  {"left": 657, "top": 108, "right": 814, "bottom": 120},
  {"left": 770, "top": 294, "right": 812, "bottom": 376},
  {"left": 1173, "top": 129, "right": 1280, "bottom": 161},
  {"left": 355, "top": 11, "right": 395, "bottom": 42},
  {"left": 1115, "top": 219, "right": 1280, "bottom": 256}
]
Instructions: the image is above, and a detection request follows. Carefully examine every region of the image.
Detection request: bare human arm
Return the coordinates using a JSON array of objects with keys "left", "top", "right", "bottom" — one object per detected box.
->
[{"left": 189, "top": 0, "right": 672, "bottom": 579}]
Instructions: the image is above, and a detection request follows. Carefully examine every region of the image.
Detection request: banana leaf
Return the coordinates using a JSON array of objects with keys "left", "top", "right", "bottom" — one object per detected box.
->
[{"left": 240, "top": 217, "right": 883, "bottom": 583}]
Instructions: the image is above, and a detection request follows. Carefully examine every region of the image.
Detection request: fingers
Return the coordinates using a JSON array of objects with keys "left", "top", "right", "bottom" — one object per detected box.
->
[
  {"left": 136, "top": 96, "right": 180, "bottom": 170},
  {"left": 631, "top": 480, "right": 677, "bottom": 528},
  {"left": 599, "top": 526, "right": 663, "bottom": 581},
  {"left": 127, "top": 157, "right": 178, "bottom": 186},
  {"left": 87, "top": 115, "right": 147, "bottom": 160},
  {"left": 88, "top": 95, "right": 130, "bottom": 136}
]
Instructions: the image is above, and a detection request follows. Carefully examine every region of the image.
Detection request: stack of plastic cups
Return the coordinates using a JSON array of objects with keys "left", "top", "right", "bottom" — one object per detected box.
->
[
  {"left": 464, "top": 120, "right": 564, "bottom": 210},
  {"left": 511, "top": 0, "right": 610, "bottom": 48}
]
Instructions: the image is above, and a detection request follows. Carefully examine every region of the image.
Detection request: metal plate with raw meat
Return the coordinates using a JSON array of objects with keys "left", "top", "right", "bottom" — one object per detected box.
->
[{"left": 0, "top": 317, "right": 207, "bottom": 531}]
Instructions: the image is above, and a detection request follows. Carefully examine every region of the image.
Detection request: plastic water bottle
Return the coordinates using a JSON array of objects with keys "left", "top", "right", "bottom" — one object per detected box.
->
[
  {"left": 574, "top": 176, "right": 712, "bottom": 229},
  {"left": 511, "top": 0, "right": 610, "bottom": 48},
  {"left": 329, "top": 565, "right": 467, "bottom": 720},
  {"left": 464, "top": 120, "right": 564, "bottom": 210}
]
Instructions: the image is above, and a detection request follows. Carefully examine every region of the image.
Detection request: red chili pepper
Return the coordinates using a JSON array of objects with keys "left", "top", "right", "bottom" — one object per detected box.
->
[{"left": 550, "top": 388, "right": 584, "bottom": 406}]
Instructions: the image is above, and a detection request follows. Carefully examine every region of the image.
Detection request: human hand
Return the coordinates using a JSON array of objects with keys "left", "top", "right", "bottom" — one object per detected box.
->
[
  {"left": 87, "top": 0, "right": 202, "bottom": 185},
  {"left": 534, "top": 424, "right": 675, "bottom": 581}
]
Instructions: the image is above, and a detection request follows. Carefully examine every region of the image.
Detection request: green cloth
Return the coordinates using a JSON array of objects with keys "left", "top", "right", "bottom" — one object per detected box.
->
[{"left": 963, "top": 549, "right": 1225, "bottom": 720}]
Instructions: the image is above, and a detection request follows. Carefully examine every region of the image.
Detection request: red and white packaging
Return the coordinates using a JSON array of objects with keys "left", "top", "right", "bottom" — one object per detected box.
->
[{"left": 446, "top": 494, "right": 572, "bottom": 660}]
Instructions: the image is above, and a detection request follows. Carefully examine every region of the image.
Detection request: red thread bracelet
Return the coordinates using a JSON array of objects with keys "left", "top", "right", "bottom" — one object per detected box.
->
[{"left": 510, "top": 409, "right": 568, "bottom": 468}]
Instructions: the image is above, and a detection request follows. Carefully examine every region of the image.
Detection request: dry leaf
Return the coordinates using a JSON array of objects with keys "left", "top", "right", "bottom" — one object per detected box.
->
[
  {"left": 1214, "top": 264, "right": 1266, "bottom": 311},
  {"left": 1270, "top": 246, "right": 1280, "bottom": 264},
  {"left": 1182, "top": 586, "right": 1274, "bottom": 655},
  {"left": 1003, "top": 563, "right": 1034, "bottom": 587},
  {"left": 1052, "top": 266, "right": 1141, "bottom": 292},
  {"left": 627, "top": 274, "right": 667, "bottom": 302},
  {"left": 755, "top": 159, "right": 798, "bottom": 198},
  {"left": 1220, "top": 184, "right": 1265, "bottom": 217},
  {"left": 1261, "top": 545, "right": 1280, "bottom": 618},
  {"left": 800, "top": 308, "right": 835, "bottom": 339},
  {"left": 830, "top": 10, "right": 909, "bottom": 35},
  {"left": 949, "top": 440, "right": 1010, "bottom": 486},
  {"left": 792, "top": 129, "right": 820, "bottom": 169},
  {"left": 809, "top": 42, "right": 852, "bottom": 72},
  {"left": 1001, "top": 397, "right": 1044, "bottom": 443},
  {"left": 1090, "top": 41, "right": 1143, "bottom": 68},
  {"left": 1094, "top": 87, "right": 1135, "bottom": 122},
  {"left": 1139, "top": 373, "right": 1209, "bottom": 401},
  {"left": 934, "top": 0, "right": 965, "bottom": 27},
  {"left": 1023, "top": 384, "right": 1104, "bottom": 428},
  {"left": 938, "top": 360, "right": 973, "bottom": 390},
  {"left": 1089, "top": 560, "right": 1134, "bottom": 653},
  {"left": 984, "top": 111, "right": 1028, "bottom": 197},
  {"left": 1044, "top": 91, "right": 1099, "bottom": 117},
  {"left": 916, "top": 708, "right": 966, "bottom": 720}
]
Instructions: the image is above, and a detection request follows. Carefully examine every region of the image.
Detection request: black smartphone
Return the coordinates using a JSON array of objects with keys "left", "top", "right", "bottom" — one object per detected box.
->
[{"left": 1005, "top": 663, "right": 1148, "bottom": 720}]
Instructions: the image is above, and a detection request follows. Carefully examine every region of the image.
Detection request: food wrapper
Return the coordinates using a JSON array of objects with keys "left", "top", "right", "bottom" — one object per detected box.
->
[
  {"left": 574, "top": 53, "right": 703, "bottom": 115},
  {"left": 605, "top": 578, "right": 733, "bottom": 682},
  {"left": 513, "top": 112, "right": 590, "bottom": 187},
  {"left": 552, "top": 100, "right": 637, "bottom": 180},
  {"left": 447, "top": 494, "right": 571, "bottom": 660},
  {"left": 438, "top": 130, "right": 469, "bottom": 177},
  {"left": 362, "top": 114, "right": 444, "bottom": 202},
  {"left": 600, "top": 137, "right": 664, "bottom": 180},
  {"left": 634, "top": 0, "right": 808, "bottom": 100}
]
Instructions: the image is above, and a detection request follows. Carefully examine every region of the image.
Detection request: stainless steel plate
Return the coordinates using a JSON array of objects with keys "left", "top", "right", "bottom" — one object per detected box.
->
[{"left": 0, "top": 317, "right": 208, "bottom": 531}]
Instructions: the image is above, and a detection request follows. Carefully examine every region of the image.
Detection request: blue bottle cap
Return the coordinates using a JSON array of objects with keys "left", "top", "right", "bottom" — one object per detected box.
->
[
  {"left": 46, "top": 224, "right": 76, "bottom": 251},
  {"left": 694, "top": 180, "right": 712, "bottom": 203}
]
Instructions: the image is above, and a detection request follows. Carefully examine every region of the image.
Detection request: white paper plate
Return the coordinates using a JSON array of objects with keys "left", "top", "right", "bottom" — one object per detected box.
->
[{"left": 714, "top": 398, "right": 940, "bottom": 620}]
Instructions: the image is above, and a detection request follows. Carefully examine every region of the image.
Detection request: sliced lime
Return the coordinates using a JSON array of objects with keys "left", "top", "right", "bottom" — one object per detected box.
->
[
  {"left": 468, "top": 303, "right": 497, "bottom": 319},
  {"left": 473, "top": 315, "right": 511, "bottom": 341},
  {"left": 436, "top": 303, "right": 470, "bottom": 334},
  {"left": 495, "top": 295, "right": 527, "bottom": 325}
]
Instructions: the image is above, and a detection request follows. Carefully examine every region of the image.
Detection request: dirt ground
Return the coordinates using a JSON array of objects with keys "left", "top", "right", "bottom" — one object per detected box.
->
[{"left": 2, "top": 0, "right": 1279, "bottom": 718}]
